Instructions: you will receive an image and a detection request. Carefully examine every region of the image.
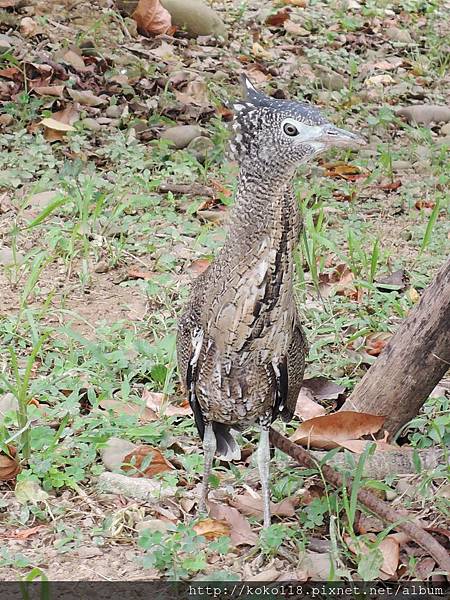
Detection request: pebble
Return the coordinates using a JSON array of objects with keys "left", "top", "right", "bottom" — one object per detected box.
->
[
  {"left": 135, "top": 519, "right": 171, "bottom": 533},
  {"left": 0, "top": 114, "right": 14, "bottom": 128},
  {"left": 0, "top": 34, "right": 15, "bottom": 51},
  {"left": 385, "top": 27, "right": 412, "bottom": 43},
  {"left": 105, "top": 105, "right": 123, "bottom": 119},
  {"left": 76, "top": 546, "right": 103, "bottom": 559},
  {"left": 187, "top": 135, "right": 214, "bottom": 162},
  {"left": 440, "top": 122, "right": 450, "bottom": 136},
  {"left": 0, "top": 247, "right": 24, "bottom": 266},
  {"left": 81, "top": 118, "right": 102, "bottom": 132},
  {"left": 160, "top": 124, "right": 204, "bottom": 149},
  {"left": 392, "top": 160, "right": 411, "bottom": 171},
  {"left": 160, "top": 0, "right": 227, "bottom": 38},
  {"left": 315, "top": 67, "right": 347, "bottom": 91}
]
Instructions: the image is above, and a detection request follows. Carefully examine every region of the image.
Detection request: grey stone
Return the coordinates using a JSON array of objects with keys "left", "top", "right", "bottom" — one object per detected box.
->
[
  {"left": 81, "top": 118, "right": 102, "bottom": 132},
  {"left": 161, "top": 0, "right": 227, "bottom": 38},
  {"left": 0, "top": 247, "right": 24, "bottom": 266},
  {"left": 160, "top": 124, "right": 203, "bottom": 149},
  {"left": 0, "top": 34, "right": 16, "bottom": 51},
  {"left": 385, "top": 27, "right": 412, "bottom": 43},
  {"left": 187, "top": 135, "right": 214, "bottom": 162},
  {"left": 105, "top": 105, "right": 123, "bottom": 119}
]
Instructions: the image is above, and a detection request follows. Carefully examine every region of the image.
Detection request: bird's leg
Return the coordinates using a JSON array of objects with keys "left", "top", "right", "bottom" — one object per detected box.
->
[
  {"left": 258, "top": 424, "right": 271, "bottom": 528},
  {"left": 198, "top": 422, "right": 216, "bottom": 515}
]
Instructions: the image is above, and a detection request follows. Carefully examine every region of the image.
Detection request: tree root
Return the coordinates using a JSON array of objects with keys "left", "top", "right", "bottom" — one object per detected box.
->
[
  {"left": 269, "top": 427, "right": 450, "bottom": 573},
  {"left": 307, "top": 447, "right": 443, "bottom": 479}
]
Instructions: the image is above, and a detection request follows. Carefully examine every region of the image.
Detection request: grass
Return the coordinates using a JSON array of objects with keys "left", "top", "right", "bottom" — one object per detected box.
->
[{"left": 1, "top": 0, "right": 449, "bottom": 581}]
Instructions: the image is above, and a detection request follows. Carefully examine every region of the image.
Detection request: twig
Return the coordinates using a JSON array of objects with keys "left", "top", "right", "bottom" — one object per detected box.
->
[
  {"left": 157, "top": 182, "right": 215, "bottom": 197},
  {"left": 269, "top": 427, "right": 450, "bottom": 573}
]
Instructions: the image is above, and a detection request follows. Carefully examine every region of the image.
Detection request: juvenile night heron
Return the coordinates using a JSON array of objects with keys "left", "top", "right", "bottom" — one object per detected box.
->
[{"left": 177, "top": 75, "right": 365, "bottom": 527}]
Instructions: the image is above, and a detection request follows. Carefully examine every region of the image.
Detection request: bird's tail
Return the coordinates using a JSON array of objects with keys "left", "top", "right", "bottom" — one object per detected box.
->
[{"left": 212, "top": 422, "right": 241, "bottom": 461}]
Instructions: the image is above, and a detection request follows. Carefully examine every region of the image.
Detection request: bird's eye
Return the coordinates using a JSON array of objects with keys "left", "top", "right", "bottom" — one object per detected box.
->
[
  {"left": 283, "top": 123, "right": 299, "bottom": 136},
  {"left": 326, "top": 129, "right": 338, "bottom": 136}
]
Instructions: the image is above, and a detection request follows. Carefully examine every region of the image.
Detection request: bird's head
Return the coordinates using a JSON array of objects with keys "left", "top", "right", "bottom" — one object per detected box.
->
[{"left": 230, "top": 75, "right": 365, "bottom": 172}]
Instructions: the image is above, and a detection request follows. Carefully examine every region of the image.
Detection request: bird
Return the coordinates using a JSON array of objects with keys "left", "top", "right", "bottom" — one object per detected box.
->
[{"left": 177, "top": 75, "right": 365, "bottom": 528}]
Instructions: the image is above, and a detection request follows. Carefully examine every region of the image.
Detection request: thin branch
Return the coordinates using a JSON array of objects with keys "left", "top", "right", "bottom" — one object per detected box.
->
[{"left": 269, "top": 427, "right": 450, "bottom": 572}]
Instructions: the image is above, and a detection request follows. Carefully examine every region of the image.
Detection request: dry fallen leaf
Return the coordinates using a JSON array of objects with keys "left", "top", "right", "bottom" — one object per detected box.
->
[
  {"left": 132, "top": 0, "right": 171, "bottom": 36},
  {"left": 319, "top": 264, "right": 361, "bottom": 300},
  {"left": 193, "top": 518, "right": 231, "bottom": 540},
  {"left": 126, "top": 268, "right": 154, "bottom": 280},
  {"left": 40, "top": 104, "right": 79, "bottom": 142},
  {"left": 302, "top": 377, "right": 346, "bottom": 401},
  {"left": 67, "top": 89, "right": 106, "bottom": 107},
  {"left": 40, "top": 118, "right": 76, "bottom": 132},
  {"left": 324, "top": 162, "right": 367, "bottom": 181},
  {"left": 379, "top": 536, "right": 400, "bottom": 576},
  {"left": 0, "top": 0, "right": 22, "bottom": 7},
  {"left": 20, "top": 17, "right": 40, "bottom": 37},
  {"left": 229, "top": 490, "right": 297, "bottom": 517},
  {"left": 175, "top": 80, "right": 209, "bottom": 107},
  {"left": 290, "top": 410, "right": 385, "bottom": 450},
  {"left": 265, "top": 9, "right": 290, "bottom": 27},
  {"left": 122, "top": 445, "right": 175, "bottom": 478},
  {"left": 280, "top": 0, "right": 308, "bottom": 6},
  {"left": 142, "top": 389, "right": 191, "bottom": 417},
  {"left": 245, "top": 64, "right": 269, "bottom": 84},
  {"left": 365, "top": 332, "right": 392, "bottom": 356},
  {"left": 62, "top": 49, "right": 86, "bottom": 71},
  {"left": 0, "top": 446, "right": 20, "bottom": 481},
  {"left": 33, "top": 85, "right": 65, "bottom": 98},
  {"left": 207, "top": 501, "right": 257, "bottom": 546},
  {"left": 4, "top": 525, "right": 47, "bottom": 540},
  {"left": 345, "top": 533, "right": 400, "bottom": 577},
  {"left": 99, "top": 398, "right": 157, "bottom": 422},
  {"left": 187, "top": 258, "right": 211, "bottom": 277},
  {"left": 301, "top": 551, "right": 333, "bottom": 579},
  {"left": 295, "top": 387, "right": 326, "bottom": 420},
  {"left": 375, "top": 269, "right": 409, "bottom": 292},
  {"left": 248, "top": 567, "right": 281, "bottom": 581},
  {"left": 283, "top": 20, "right": 309, "bottom": 36}
]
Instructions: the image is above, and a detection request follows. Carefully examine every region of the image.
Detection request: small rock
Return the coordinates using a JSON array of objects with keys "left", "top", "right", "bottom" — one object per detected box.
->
[
  {"left": 0, "top": 247, "right": 24, "bottom": 266},
  {"left": 97, "top": 472, "right": 177, "bottom": 502},
  {"left": 187, "top": 135, "right": 214, "bottom": 162},
  {"left": 76, "top": 546, "right": 103, "bottom": 559},
  {"left": 135, "top": 519, "right": 171, "bottom": 533},
  {"left": 101, "top": 437, "right": 136, "bottom": 471},
  {"left": 26, "top": 190, "right": 60, "bottom": 210},
  {"left": 81, "top": 118, "right": 102, "bottom": 132},
  {"left": 160, "top": 0, "right": 227, "bottom": 38},
  {"left": 0, "top": 34, "right": 16, "bottom": 51},
  {"left": 440, "top": 122, "right": 450, "bottom": 136},
  {"left": 94, "top": 260, "right": 109, "bottom": 273},
  {"left": 396, "top": 104, "right": 450, "bottom": 126},
  {"left": 160, "top": 124, "right": 203, "bottom": 149},
  {"left": 385, "top": 27, "right": 412, "bottom": 43},
  {"left": 0, "top": 114, "right": 14, "bottom": 128},
  {"left": 105, "top": 105, "right": 123, "bottom": 119},
  {"left": 67, "top": 89, "right": 106, "bottom": 107},
  {"left": 315, "top": 67, "right": 347, "bottom": 91},
  {"left": 20, "top": 16, "right": 39, "bottom": 37},
  {"left": 392, "top": 160, "right": 411, "bottom": 171}
]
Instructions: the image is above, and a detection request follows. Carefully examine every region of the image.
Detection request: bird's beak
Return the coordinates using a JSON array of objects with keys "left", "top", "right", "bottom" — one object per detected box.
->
[{"left": 318, "top": 125, "right": 367, "bottom": 148}]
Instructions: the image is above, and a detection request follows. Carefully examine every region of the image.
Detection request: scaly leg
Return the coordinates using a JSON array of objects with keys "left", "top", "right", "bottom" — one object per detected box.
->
[
  {"left": 258, "top": 424, "right": 271, "bottom": 528},
  {"left": 198, "top": 422, "right": 216, "bottom": 515}
]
